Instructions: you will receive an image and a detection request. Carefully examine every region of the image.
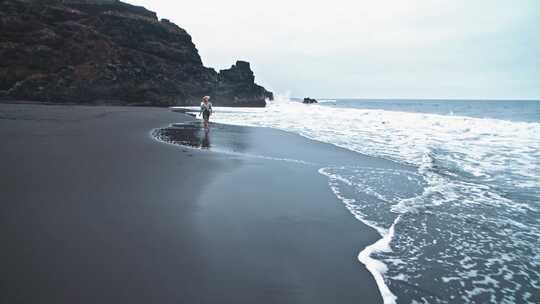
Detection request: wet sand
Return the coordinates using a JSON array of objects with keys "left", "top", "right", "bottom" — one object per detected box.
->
[{"left": 0, "top": 103, "right": 383, "bottom": 303}]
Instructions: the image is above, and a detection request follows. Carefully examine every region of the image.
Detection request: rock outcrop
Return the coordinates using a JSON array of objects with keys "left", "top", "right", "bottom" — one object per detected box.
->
[
  {"left": 303, "top": 97, "right": 318, "bottom": 104},
  {"left": 0, "top": 0, "right": 273, "bottom": 106}
]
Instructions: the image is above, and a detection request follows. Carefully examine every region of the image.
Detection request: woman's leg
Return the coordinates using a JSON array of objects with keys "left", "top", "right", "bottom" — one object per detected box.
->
[{"left": 204, "top": 113, "right": 210, "bottom": 128}]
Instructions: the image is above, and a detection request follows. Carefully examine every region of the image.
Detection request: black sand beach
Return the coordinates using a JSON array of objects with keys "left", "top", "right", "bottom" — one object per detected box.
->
[{"left": 1, "top": 103, "right": 383, "bottom": 303}]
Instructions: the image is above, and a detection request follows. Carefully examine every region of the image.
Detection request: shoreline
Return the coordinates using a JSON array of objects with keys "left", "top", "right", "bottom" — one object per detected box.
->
[
  {"left": 153, "top": 116, "right": 420, "bottom": 304},
  {"left": 1, "top": 103, "right": 384, "bottom": 303},
  {"left": 154, "top": 121, "right": 389, "bottom": 303}
]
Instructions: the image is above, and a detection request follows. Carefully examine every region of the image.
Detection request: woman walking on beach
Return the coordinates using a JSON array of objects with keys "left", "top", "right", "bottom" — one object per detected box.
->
[{"left": 199, "top": 96, "right": 213, "bottom": 130}]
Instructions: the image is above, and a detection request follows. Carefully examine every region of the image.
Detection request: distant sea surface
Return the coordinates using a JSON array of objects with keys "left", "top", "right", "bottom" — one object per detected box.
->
[
  {"left": 191, "top": 98, "right": 540, "bottom": 303},
  {"left": 315, "top": 98, "right": 540, "bottom": 123}
]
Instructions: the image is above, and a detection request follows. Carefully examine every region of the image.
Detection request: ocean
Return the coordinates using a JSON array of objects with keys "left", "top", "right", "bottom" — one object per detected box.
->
[{"left": 180, "top": 98, "right": 540, "bottom": 303}]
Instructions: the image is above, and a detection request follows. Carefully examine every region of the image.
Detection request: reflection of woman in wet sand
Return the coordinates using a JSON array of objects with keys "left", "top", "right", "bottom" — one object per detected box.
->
[
  {"left": 201, "top": 129, "right": 210, "bottom": 148},
  {"left": 199, "top": 96, "right": 213, "bottom": 130}
]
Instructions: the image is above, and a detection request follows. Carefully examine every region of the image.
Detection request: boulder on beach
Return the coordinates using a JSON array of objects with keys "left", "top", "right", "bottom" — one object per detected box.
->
[{"left": 303, "top": 97, "right": 318, "bottom": 104}]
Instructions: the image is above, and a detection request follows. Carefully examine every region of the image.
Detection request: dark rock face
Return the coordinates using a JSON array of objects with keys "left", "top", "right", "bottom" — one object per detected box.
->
[
  {"left": 216, "top": 61, "right": 273, "bottom": 107},
  {"left": 0, "top": 0, "right": 273, "bottom": 106},
  {"left": 303, "top": 97, "right": 318, "bottom": 104}
]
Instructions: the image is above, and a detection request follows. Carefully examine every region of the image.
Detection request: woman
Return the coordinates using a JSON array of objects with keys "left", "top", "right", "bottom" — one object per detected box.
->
[{"left": 199, "top": 96, "right": 213, "bottom": 130}]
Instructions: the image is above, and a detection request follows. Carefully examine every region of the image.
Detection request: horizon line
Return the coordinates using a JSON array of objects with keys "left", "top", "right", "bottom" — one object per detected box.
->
[{"left": 289, "top": 97, "right": 540, "bottom": 101}]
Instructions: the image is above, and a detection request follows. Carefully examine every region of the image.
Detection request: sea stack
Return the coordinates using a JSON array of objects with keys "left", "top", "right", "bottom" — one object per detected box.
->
[{"left": 0, "top": 0, "right": 273, "bottom": 106}]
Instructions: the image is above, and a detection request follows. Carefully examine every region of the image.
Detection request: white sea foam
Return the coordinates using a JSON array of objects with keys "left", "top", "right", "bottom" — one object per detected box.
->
[
  {"left": 318, "top": 166, "right": 417, "bottom": 304},
  {"left": 319, "top": 165, "right": 395, "bottom": 302},
  {"left": 357, "top": 217, "right": 400, "bottom": 304},
  {"left": 193, "top": 99, "right": 540, "bottom": 189}
]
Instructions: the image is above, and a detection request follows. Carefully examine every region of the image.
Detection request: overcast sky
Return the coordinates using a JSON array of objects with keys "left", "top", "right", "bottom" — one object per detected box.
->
[{"left": 130, "top": 0, "right": 539, "bottom": 99}]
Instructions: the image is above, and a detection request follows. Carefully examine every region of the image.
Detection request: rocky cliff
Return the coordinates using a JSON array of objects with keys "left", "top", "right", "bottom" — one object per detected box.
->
[{"left": 0, "top": 0, "right": 273, "bottom": 106}]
